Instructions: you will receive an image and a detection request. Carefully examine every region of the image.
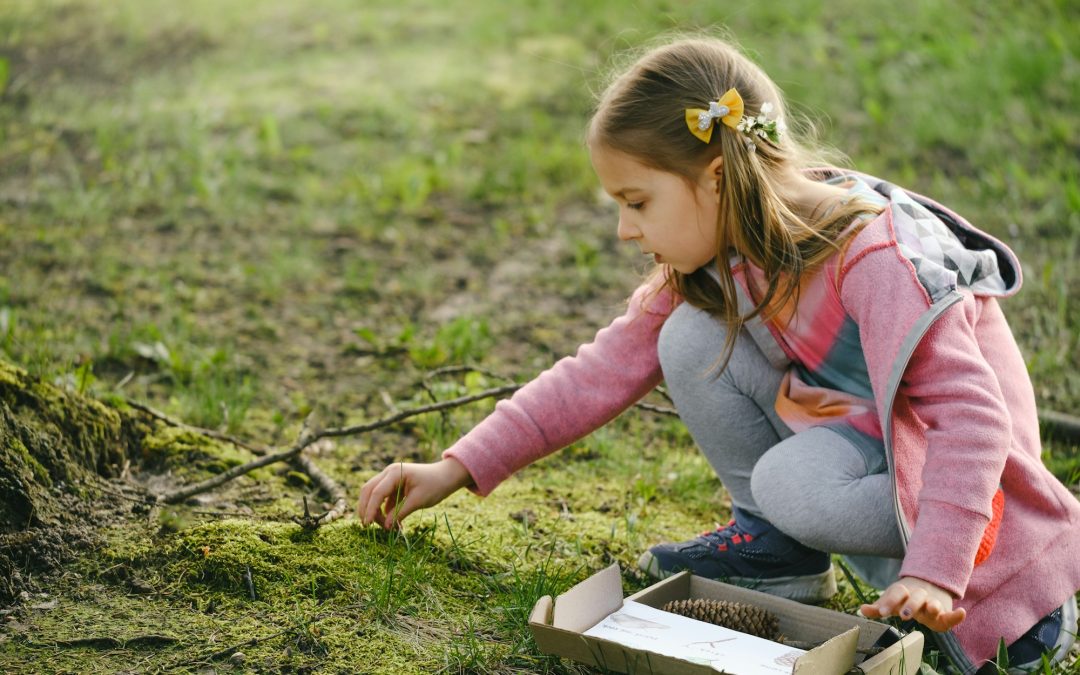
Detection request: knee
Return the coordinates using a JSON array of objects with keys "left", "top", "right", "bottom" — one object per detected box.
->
[
  {"left": 750, "top": 449, "right": 792, "bottom": 518},
  {"left": 750, "top": 447, "right": 809, "bottom": 534},
  {"left": 658, "top": 303, "right": 727, "bottom": 387}
]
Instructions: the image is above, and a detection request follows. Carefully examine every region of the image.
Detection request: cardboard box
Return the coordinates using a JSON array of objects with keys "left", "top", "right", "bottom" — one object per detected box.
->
[{"left": 528, "top": 564, "right": 924, "bottom": 674}]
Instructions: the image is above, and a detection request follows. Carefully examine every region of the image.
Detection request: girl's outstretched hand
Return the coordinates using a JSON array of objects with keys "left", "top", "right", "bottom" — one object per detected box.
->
[
  {"left": 859, "top": 577, "right": 966, "bottom": 632},
  {"left": 357, "top": 458, "right": 473, "bottom": 529}
]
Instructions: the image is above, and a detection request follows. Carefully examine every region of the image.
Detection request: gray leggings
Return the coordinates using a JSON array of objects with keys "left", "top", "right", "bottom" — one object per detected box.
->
[{"left": 658, "top": 302, "right": 905, "bottom": 559}]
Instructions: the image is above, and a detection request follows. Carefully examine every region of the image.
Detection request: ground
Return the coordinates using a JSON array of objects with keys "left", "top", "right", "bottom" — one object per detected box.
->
[{"left": 0, "top": 0, "right": 1078, "bottom": 673}]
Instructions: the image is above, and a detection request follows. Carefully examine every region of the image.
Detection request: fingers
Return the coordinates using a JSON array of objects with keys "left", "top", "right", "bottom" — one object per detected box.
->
[
  {"left": 357, "top": 464, "right": 408, "bottom": 529},
  {"left": 356, "top": 470, "right": 379, "bottom": 523},
  {"left": 859, "top": 582, "right": 967, "bottom": 632},
  {"left": 942, "top": 607, "right": 966, "bottom": 630},
  {"left": 355, "top": 460, "right": 467, "bottom": 529},
  {"left": 898, "top": 586, "right": 926, "bottom": 621},
  {"left": 917, "top": 605, "right": 966, "bottom": 632},
  {"left": 383, "top": 490, "right": 421, "bottom": 530},
  {"left": 864, "top": 583, "right": 912, "bottom": 620},
  {"left": 356, "top": 467, "right": 383, "bottom": 526}
]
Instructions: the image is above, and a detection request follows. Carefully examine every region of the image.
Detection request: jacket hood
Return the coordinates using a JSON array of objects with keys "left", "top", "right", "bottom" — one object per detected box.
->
[{"left": 837, "top": 170, "right": 1023, "bottom": 301}]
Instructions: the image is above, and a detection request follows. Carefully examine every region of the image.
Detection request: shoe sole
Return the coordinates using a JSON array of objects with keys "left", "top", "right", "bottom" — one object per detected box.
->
[{"left": 637, "top": 551, "right": 838, "bottom": 604}]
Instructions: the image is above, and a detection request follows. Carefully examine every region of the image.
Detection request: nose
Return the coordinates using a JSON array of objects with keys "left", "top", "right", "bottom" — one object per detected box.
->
[{"left": 617, "top": 210, "right": 640, "bottom": 242}]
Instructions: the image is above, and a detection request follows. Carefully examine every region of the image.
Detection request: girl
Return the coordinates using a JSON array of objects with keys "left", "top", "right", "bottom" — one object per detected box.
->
[{"left": 358, "top": 37, "right": 1080, "bottom": 673}]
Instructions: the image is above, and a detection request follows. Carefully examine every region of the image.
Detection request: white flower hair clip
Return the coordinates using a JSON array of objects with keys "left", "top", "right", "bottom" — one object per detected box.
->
[{"left": 736, "top": 101, "right": 785, "bottom": 146}]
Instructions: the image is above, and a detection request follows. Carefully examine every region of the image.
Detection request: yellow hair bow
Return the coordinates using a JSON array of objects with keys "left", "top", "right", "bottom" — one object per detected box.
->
[{"left": 685, "top": 88, "right": 744, "bottom": 144}]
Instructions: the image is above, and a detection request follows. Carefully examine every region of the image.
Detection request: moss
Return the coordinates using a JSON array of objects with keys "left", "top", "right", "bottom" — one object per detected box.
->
[
  {"left": 285, "top": 469, "right": 312, "bottom": 487},
  {"left": 2, "top": 362, "right": 125, "bottom": 473},
  {"left": 0, "top": 434, "right": 47, "bottom": 529},
  {"left": 0, "top": 450, "right": 723, "bottom": 674},
  {"left": 0, "top": 356, "right": 718, "bottom": 670},
  {"left": 137, "top": 425, "right": 257, "bottom": 480},
  {"left": 27, "top": 377, "right": 124, "bottom": 473},
  {"left": 7, "top": 435, "right": 51, "bottom": 488},
  {"left": 0, "top": 360, "right": 24, "bottom": 389},
  {"left": 69, "top": 510, "right": 586, "bottom": 672},
  {"left": 0, "top": 358, "right": 134, "bottom": 532}
]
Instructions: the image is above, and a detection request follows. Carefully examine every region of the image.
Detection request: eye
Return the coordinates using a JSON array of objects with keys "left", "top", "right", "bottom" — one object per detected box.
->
[{"left": 626, "top": 201, "right": 645, "bottom": 211}]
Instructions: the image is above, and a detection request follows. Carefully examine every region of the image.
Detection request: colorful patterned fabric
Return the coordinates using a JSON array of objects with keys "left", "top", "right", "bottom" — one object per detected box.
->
[{"left": 736, "top": 177, "right": 889, "bottom": 442}]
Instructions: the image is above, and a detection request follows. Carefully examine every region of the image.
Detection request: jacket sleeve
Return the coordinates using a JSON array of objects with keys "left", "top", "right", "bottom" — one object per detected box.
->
[
  {"left": 443, "top": 281, "right": 678, "bottom": 496},
  {"left": 840, "top": 246, "right": 1011, "bottom": 598}
]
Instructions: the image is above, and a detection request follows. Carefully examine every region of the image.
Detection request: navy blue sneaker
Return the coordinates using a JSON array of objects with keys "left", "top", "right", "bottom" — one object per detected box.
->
[
  {"left": 1002, "top": 595, "right": 1077, "bottom": 674},
  {"left": 637, "top": 508, "right": 836, "bottom": 603}
]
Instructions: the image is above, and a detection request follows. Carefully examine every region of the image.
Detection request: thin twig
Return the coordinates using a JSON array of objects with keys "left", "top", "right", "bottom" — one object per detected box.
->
[
  {"left": 417, "top": 377, "right": 453, "bottom": 430},
  {"left": 153, "top": 379, "right": 675, "bottom": 506},
  {"left": 243, "top": 565, "right": 256, "bottom": 601},
  {"left": 1040, "top": 409, "right": 1080, "bottom": 444},
  {"left": 634, "top": 401, "right": 678, "bottom": 416},
  {"left": 314, "top": 383, "right": 521, "bottom": 440},
  {"left": 422, "top": 366, "right": 516, "bottom": 433},
  {"left": 157, "top": 432, "right": 313, "bottom": 505},
  {"left": 184, "top": 627, "right": 291, "bottom": 666},
  {"left": 22, "top": 635, "right": 180, "bottom": 650},
  {"left": 291, "top": 450, "right": 349, "bottom": 529},
  {"left": 96, "top": 482, "right": 153, "bottom": 503},
  {"left": 426, "top": 369, "right": 676, "bottom": 421},
  {"left": 187, "top": 508, "right": 271, "bottom": 519},
  {"left": 423, "top": 364, "right": 516, "bottom": 384},
  {"left": 126, "top": 399, "right": 269, "bottom": 456},
  {"left": 418, "top": 378, "right": 440, "bottom": 404},
  {"left": 157, "top": 384, "right": 521, "bottom": 504},
  {"left": 172, "top": 613, "right": 329, "bottom": 669}
]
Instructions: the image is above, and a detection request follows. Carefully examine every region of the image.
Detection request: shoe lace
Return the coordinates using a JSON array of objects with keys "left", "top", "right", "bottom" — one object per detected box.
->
[{"left": 699, "top": 518, "right": 755, "bottom": 552}]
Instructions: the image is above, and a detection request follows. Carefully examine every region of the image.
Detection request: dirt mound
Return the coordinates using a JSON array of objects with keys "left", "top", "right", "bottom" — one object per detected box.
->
[{"left": 0, "top": 360, "right": 139, "bottom": 603}]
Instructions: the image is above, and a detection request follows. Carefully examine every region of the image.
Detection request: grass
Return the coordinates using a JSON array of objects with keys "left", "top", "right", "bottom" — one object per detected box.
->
[{"left": 1, "top": 0, "right": 1078, "bottom": 672}]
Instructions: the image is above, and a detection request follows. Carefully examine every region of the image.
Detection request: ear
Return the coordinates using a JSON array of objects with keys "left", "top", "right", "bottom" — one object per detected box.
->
[{"left": 703, "top": 155, "right": 724, "bottom": 195}]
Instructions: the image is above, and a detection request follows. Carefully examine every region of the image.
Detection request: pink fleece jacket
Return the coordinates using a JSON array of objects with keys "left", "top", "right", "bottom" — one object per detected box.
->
[{"left": 443, "top": 173, "right": 1080, "bottom": 668}]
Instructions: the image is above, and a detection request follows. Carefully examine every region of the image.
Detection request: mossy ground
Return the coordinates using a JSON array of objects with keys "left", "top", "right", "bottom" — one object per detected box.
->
[{"left": 1, "top": 0, "right": 1078, "bottom": 672}]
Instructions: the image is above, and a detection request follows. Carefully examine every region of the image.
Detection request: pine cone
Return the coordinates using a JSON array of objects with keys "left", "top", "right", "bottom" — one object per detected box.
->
[{"left": 661, "top": 599, "right": 780, "bottom": 640}]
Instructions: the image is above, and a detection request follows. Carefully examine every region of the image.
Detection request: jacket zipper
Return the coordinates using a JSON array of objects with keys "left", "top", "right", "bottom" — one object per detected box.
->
[
  {"left": 881, "top": 290, "right": 963, "bottom": 544},
  {"left": 879, "top": 289, "right": 974, "bottom": 674}
]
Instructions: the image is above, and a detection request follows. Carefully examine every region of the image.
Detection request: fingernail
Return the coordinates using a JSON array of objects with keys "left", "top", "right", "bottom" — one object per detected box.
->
[{"left": 900, "top": 608, "right": 912, "bottom": 619}]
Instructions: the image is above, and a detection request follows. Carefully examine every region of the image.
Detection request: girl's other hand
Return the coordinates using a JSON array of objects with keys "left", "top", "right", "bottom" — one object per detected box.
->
[
  {"left": 356, "top": 458, "right": 473, "bottom": 529},
  {"left": 859, "top": 577, "right": 966, "bottom": 632}
]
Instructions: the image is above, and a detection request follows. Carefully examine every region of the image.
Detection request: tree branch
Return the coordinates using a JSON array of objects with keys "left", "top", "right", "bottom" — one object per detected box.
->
[
  {"left": 156, "top": 384, "right": 522, "bottom": 505},
  {"left": 1040, "top": 409, "right": 1080, "bottom": 444},
  {"left": 291, "top": 442, "right": 348, "bottom": 528},
  {"left": 635, "top": 401, "right": 677, "bottom": 416},
  {"left": 126, "top": 399, "right": 269, "bottom": 456}
]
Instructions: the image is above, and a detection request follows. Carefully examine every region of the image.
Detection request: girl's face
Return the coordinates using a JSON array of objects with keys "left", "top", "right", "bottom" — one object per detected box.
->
[{"left": 589, "top": 143, "right": 720, "bottom": 274}]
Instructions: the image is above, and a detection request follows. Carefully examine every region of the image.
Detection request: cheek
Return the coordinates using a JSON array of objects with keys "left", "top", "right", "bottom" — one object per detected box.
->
[
  {"left": 694, "top": 203, "right": 720, "bottom": 252},
  {"left": 698, "top": 187, "right": 719, "bottom": 220},
  {"left": 691, "top": 201, "right": 717, "bottom": 236}
]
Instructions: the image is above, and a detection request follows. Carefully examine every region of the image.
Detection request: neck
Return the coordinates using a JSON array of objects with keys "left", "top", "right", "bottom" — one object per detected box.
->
[{"left": 771, "top": 166, "right": 849, "bottom": 223}]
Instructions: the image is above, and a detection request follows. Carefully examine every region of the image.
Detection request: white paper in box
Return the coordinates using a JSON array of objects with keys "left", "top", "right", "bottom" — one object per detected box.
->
[{"left": 528, "top": 563, "right": 925, "bottom": 675}]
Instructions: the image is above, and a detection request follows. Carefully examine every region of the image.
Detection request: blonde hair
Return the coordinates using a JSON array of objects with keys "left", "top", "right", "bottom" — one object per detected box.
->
[{"left": 589, "top": 36, "right": 878, "bottom": 371}]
